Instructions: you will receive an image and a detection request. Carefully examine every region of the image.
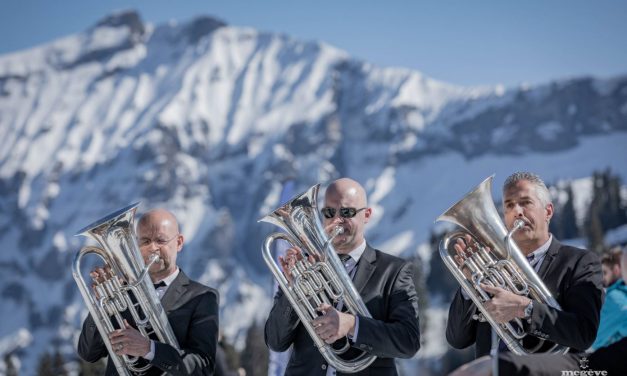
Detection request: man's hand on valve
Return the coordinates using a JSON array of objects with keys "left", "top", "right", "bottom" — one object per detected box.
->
[
  {"left": 109, "top": 320, "right": 151, "bottom": 357},
  {"left": 278, "top": 246, "right": 317, "bottom": 284},
  {"left": 89, "top": 266, "right": 112, "bottom": 300},
  {"left": 481, "top": 284, "right": 531, "bottom": 323},
  {"left": 453, "top": 234, "right": 479, "bottom": 281},
  {"left": 312, "top": 303, "right": 356, "bottom": 344}
]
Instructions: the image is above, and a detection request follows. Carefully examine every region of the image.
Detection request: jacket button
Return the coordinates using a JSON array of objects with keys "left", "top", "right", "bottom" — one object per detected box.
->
[{"left": 321, "top": 364, "right": 327, "bottom": 370}]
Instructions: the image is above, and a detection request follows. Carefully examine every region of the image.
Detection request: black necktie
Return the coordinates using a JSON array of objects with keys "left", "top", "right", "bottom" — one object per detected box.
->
[
  {"left": 336, "top": 254, "right": 357, "bottom": 312},
  {"left": 153, "top": 281, "right": 166, "bottom": 289},
  {"left": 339, "top": 254, "right": 357, "bottom": 275}
]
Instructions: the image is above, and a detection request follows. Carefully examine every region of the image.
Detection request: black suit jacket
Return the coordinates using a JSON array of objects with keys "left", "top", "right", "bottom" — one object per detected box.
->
[
  {"left": 78, "top": 270, "right": 219, "bottom": 375},
  {"left": 446, "top": 238, "right": 604, "bottom": 358},
  {"left": 264, "top": 244, "right": 421, "bottom": 376}
]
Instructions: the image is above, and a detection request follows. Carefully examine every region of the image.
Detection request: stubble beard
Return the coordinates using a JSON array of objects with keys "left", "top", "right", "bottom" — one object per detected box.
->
[
  {"left": 513, "top": 226, "right": 542, "bottom": 254},
  {"left": 333, "top": 232, "right": 356, "bottom": 253}
]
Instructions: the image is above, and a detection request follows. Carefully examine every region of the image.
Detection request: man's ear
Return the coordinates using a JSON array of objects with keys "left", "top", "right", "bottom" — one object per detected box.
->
[
  {"left": 363, "top": 207, "right": 372, "bottom": 223},
  {"left": 545, "top": 202, "right": 554, "bottom": 222},
  {"left": 614, "top": 264, "right": 622, "bottom": 277},
  {"left": 177, "top": 234, "right": 184, "bottom": 252}
]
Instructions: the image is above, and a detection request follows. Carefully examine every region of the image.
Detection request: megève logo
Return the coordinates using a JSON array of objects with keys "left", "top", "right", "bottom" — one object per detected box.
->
[{"left": 560, "top": 356, "right": 607, "bottom": 376}]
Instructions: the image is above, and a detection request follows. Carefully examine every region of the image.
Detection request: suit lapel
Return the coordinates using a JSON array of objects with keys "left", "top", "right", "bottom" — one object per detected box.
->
[
  {"left": 537, "top": 237, "right": 561, "bottom": 280},
  {"left": 161, "top": 270, "right": 189, "bottom": 312},
  {"left": 352, "top": 244, "right": 376, "bottom": 294}
]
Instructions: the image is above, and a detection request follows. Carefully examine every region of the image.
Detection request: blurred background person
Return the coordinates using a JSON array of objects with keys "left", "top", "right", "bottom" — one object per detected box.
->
[{"left": 591, "top": 247, "right": 627, "bottom": 350}]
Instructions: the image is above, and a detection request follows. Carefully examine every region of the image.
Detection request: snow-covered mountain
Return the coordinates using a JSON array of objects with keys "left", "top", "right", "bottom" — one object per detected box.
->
[{"left": 0, "top": 10, "right": 626, "bottom": 374}]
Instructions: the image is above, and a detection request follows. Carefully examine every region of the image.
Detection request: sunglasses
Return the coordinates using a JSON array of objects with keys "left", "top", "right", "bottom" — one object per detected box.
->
[{"left": 321, "top": 207, "right": 366, "bottom": 219}]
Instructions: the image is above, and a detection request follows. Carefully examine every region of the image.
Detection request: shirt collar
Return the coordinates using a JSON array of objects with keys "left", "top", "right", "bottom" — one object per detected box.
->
[
  {"left": 155, "top": 267, "right": 180, "bottom": 287},
  {"left": 528, "top": 234, "right": 552, "bottom": 259},
  {"left": 345, "top": 240, "right": 367, "bottom": 263}
]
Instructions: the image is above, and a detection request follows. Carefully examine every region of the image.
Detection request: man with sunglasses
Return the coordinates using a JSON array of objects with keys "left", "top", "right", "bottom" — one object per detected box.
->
[
  {"left": 265, "top": 178, "right": 421, "bottom": 376},
  {"left": 78, "top": 209, "right": 219, "bottom": 375}
]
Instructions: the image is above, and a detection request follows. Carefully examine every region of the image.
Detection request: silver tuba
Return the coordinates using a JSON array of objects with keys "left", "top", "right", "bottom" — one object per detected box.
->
[
  {"left": 259, "top": 184, "right": 377, "bottom": 373},
  {"left": 436, "top": 175, "right": 569, "bottom": 355},
  {"left": 72, "top": 203, "right": 180, "bottom": 376}
]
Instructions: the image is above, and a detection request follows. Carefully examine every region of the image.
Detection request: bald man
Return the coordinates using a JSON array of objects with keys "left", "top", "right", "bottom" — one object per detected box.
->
[
  {"left": 265, "top": 178, "right": 421, "bottom": 376},
  {"left": 78, "top": 209, "right": 219, "bottom": 376}
]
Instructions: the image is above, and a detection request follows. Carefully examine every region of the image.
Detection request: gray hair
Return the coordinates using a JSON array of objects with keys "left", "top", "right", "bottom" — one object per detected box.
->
[{"left": 503, "top": 172, "right": 552, "bottom": 207}]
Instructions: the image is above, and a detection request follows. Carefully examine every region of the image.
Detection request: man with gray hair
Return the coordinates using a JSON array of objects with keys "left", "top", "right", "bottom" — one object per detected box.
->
[
  {"left": 450, "top": 248, "right": 627, "bottom": 376},
  {"left": 446, "top": 171, "right": 604, "bottom": 358}
]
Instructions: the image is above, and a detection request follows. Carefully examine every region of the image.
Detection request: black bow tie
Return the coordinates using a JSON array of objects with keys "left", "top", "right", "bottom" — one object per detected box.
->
[{"left": 153, "top": 281, "right": 166, "bottom": 289}]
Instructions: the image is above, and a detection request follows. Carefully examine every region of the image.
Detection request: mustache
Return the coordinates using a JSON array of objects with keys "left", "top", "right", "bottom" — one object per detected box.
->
[
  {"left": 145, "top": 253, "right": 164, "bottom": 263},
  {"left": 513, "top": 218, "right": 531, "bottom": 226}
]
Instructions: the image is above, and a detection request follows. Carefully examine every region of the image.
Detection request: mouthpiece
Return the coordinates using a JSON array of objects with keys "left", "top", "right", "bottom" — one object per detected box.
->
[
  {"left": 135, "top": 253, "right": 161, "bottom": 286},
  {"left": 513, "top": 219, "right": 525, "bottom": 229}
]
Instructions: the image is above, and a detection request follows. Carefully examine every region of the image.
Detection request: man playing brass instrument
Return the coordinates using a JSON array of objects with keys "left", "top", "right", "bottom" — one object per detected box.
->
[
  {"left": 77, "top": 209, "right": 219, "bottom": 375},
  {"left": 446, "top": 172, "right": 604, "bottom": 357},
  {"left": 450, "top": 247, "right": 627, "bottom": 376},
  {"left": 264, "top": 178, "right": 421, "bottom": 375}
]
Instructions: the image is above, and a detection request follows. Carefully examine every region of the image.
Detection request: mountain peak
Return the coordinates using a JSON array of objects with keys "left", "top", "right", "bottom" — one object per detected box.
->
[
  {"left": 94, "top": 9, "right": 145, "bottom": 37},
  {"left": 182, "top": 15, "right": 227, "bottom": 43}
]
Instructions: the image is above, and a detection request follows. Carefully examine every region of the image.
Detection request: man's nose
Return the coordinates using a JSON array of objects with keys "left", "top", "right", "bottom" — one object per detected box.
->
[
  {"left": 143, "top": 241, "right": 160, "bottom": 252},
  {"left": 335, "top": 216, "right": 346, "bottom": 224}
]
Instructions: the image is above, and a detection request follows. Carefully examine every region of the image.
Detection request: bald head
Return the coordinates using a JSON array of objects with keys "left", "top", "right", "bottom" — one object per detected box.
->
[
  {"left": 138, "top": 209, "right": 180, "bottom": 234},
  {"left": 323, "top": 178, "right": 371, "bottom": 253},
  {"left": 325, "top": 178, "right": 368, "bottom": 208},
  {"left": 137, "top": 208, "right": 184, "bottom": 281}
]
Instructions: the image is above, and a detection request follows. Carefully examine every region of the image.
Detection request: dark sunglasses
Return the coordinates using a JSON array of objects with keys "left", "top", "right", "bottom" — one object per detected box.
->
[{"left": 321, "top": 207, "right": 366, "bottom": 219}]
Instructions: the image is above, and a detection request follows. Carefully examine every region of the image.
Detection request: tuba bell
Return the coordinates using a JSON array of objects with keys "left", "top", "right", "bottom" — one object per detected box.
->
[
  {"left": 436, "top": 175, "right": 569, "bottom": 355},
  {"left": 72, "top": 203, "right": 180, "bottom": 376},
  {"left": 259, "top": 184, "right": 377, "bottom": 373}
]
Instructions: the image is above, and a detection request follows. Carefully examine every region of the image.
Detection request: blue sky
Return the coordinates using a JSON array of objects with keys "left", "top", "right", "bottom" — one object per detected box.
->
[{"left": 1, "top": 0, "right": 626, "bottom": 87}]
